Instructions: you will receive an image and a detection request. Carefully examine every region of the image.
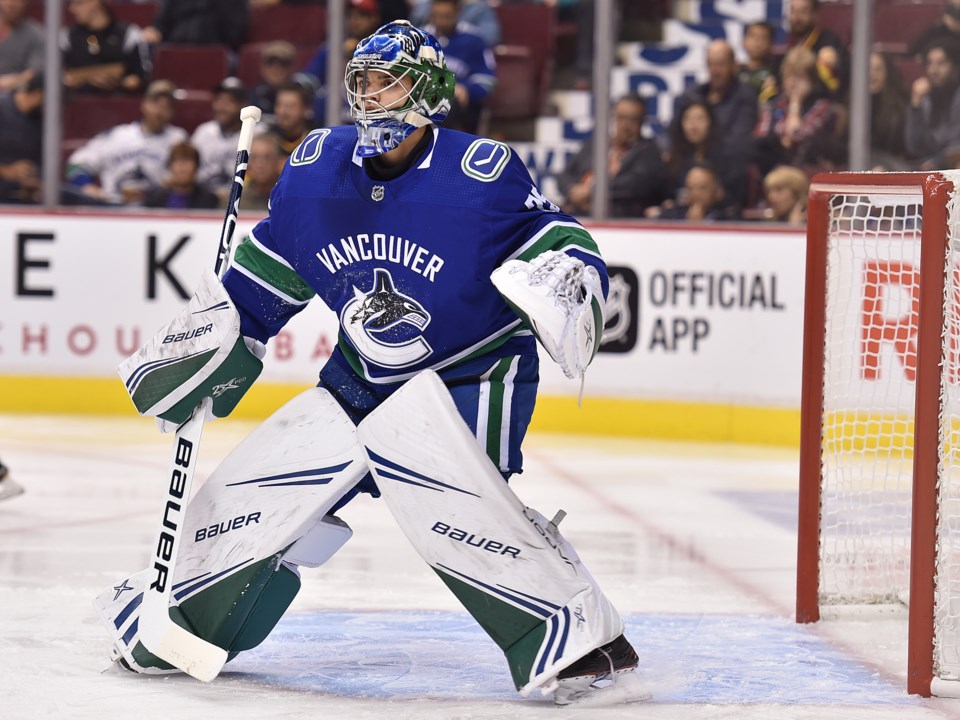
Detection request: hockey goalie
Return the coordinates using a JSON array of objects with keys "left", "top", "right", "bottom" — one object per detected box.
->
[{"left": 94, "top": 20, "right": 646, "bottom": 707}]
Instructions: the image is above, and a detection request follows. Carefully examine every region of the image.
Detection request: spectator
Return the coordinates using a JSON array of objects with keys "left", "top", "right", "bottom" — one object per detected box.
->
[
  {"left": 753, "top": 46, "right": 841, "bottom": 175},
  {"left": 672, "top": 39, "right": 758, "bottom": 158},
  {"left": 909, "top": 0, "right": 960, "bottom": 63},
  {"left": 144, "top": 141, "right": 219, "bottom": 209},
  {"left": 192, "top": 77, "right": 249, "bottom": 203},
  {"left": 425, "top": 0, "right": 496, "bottom": 134},
  {"left": 870, "top": 50, "right": 909, "bottom": 170},
  {"left": 142, "top": 0, "right": 248, "bottom": 49},
  {"left": 64, "top": 79, "right": 188, "bottom": 205},
  {"left": 0, "top": 0, "right": 43, "bottom": 92},
  {"left": 786, "top": 0, "right": 848, "bottom": 98},
  {"left": 650, "top": 164, "right": 736, "bottom": 221},
  {"left": 557, "top": 94, "right": 665, "bottom": 218},
  {"left": 61, "top": 0, "right": 150, "bottom": 94},
  {"left": 739, "top": 20, "right": 777, "bottom": 105},
  {"left": 0, "top": 71, "right": 42, "bottom": 204},
  {"left": 760, "top": 165, "right": 808, "bottom": 224},
  {"left": 411, "top": 0, "right": 500, "bottom": 47},
  {"left": 665, "top": 100, "right": 745, "bottom": 211},
  {"left": 252, "top": 40, "right": 296, "bottom": 118},
  {"left": 302, "top": 0, "right": 381, "bottom": 125},
  {"left": 242, "top": 132, "right": 284, "bottom": 211},
  {"left": 269, "top": 81, "right": 314, "bottom": 155},
  {"left": 906, "top": 42, "right": 960, "bottom": 168}
]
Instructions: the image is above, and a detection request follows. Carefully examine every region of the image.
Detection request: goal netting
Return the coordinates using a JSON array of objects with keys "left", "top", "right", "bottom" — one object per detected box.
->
[{"left": 796, "top": 171, "right": 960, "bottom": 697}]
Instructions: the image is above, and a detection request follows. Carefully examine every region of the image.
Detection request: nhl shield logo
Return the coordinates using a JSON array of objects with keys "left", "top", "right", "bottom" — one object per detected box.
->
[{"left": 371, "top": 185, "right": 385, "bottom": 202}]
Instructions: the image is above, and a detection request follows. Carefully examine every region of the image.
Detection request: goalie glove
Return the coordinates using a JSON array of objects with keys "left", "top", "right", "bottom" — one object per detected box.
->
[
  {"left": 491, "top": 250, "right": 605, "bottom": 381},
  {"left": 119, "top": 267, "right": 263, "bottom": 430}
]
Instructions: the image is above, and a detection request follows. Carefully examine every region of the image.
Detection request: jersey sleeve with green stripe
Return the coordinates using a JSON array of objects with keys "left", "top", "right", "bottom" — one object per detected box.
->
[{"left": 490, "top": 152, "right": 609, "bottom": 300}]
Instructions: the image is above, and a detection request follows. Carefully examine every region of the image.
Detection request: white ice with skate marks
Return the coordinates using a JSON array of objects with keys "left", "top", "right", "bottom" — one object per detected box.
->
[{"left": 0, "top": 414, "right": 958, "bottom": 719}]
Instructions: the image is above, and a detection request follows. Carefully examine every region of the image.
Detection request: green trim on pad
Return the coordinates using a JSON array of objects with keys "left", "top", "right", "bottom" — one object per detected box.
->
[
  {"left": 433, "top": 566, "right": 545, "bottom": 689},
  {"left": 130, "top": 348, "right": 216, "bottom": 413}
]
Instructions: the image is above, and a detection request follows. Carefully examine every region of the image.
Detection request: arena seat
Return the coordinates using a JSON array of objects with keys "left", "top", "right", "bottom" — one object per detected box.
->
[
  {"left": 875, "top": 2, "right": 944, "bottom": 54},
  {"left": 172, "top": 90, "right": 214, "bottom": 135},
  {"left": 63, "top": 94, "right": 143, "bottom": 140},
  {"left": 247, "top": 4, "right": 326, "bottom": 47},
  {"left": 814, "top": 2, "right": 853, "bottom": 45},
  {"left": 494, "top": 3, "right": 556, "bottom": 115},
  {"left": 487, "top": 45, "right": 539, "bottom": 121},
  {"left": 152, "top": 44, "right": 231, "bottom": 91},
  {"left": 111, "top": 2, "right": 158, "bottom": 29}
]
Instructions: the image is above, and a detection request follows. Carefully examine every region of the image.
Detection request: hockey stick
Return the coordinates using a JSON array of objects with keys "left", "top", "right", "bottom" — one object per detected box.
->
[
  {"left": 216, "top": 105, "right": 262, "bottom": 277},
  {"left": 138, "top": 106, "right": 262, "bottom": 682}
]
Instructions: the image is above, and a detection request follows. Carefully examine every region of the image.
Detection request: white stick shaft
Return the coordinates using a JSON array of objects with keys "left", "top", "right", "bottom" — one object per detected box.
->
[
  {"left": 139, "top": 398, "right": 228, "bottom": 681},
  {"left": 215, "top": 105, "right": 262, "bottom": 277}
]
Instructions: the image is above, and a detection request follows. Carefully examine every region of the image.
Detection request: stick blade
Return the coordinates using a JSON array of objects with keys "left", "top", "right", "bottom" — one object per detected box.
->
[{"left": 139, "top": 596, "right": 228, "bottom": 682}]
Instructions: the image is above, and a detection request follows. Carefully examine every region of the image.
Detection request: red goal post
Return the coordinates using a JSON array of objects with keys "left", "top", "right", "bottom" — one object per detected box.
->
[{"left": 796, "top": 171, "right": 960, "bottom": 697}]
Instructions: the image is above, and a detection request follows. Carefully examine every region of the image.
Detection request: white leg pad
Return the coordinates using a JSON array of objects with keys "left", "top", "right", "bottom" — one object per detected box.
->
[
  {"left": 94, "top": 387, "right": 368, "bottom": 670},
  {"left": 357, "top": 370, "right": 623, "bottom": 694}
]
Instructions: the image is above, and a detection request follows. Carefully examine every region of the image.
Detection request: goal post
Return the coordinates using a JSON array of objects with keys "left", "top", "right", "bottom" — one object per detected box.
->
[{"left": 796, "top": 171, "right": 959, "bottom": 697}]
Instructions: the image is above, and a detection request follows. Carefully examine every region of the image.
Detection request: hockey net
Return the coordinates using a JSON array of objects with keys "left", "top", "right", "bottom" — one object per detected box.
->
[{"left": 796, "top": 171, "right": 960, "bottom": 697}]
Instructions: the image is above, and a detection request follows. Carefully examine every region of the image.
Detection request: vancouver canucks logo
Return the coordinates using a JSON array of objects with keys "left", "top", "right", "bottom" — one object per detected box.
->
[{"left": 341, "top": 268, "right": 433, "bottom": 368}]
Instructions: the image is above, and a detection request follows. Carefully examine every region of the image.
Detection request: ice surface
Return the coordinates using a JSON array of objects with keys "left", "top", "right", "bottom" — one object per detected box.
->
[{"left": 1, "top": 415, "right": 958, "bottom": 719}]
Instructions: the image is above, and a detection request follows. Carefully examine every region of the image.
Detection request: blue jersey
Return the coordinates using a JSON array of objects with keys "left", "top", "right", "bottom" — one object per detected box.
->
[{"left": 223, "top": 125, "right": 607, "bottom": 385}]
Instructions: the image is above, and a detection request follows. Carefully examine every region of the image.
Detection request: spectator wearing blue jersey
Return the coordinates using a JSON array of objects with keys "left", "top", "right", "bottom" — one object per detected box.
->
[
  {"left": 410, "top": 0, "right": 500, "bottom": 47},
  {"left": 425, "top": 0, "right": 495, "bottom": 134}
]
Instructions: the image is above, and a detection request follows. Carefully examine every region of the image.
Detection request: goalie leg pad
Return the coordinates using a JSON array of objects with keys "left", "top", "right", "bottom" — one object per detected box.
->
[
  {"left": 95, "top": 387, "right": 368, "bottom": 672},
  {"left": 356, "top": 370, "right": 624, "bottom": 695}
]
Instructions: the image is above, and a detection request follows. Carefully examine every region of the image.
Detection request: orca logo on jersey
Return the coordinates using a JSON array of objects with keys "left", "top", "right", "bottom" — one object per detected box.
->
[{"left": 340, "top": 268, "right": 433, "bottom": 369}]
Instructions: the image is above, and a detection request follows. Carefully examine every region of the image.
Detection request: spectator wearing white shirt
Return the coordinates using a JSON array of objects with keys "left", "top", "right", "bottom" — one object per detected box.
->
[{"left": 65, "top": 79, "right": 188, "bottom": 205}]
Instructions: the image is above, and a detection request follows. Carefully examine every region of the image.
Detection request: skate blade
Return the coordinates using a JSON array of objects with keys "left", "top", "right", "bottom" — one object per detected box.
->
[{"left": 555, "top": 671, "right": 651, "bottom": 708}]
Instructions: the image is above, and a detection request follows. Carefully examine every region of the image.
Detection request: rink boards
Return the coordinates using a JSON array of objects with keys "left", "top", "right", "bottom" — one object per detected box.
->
[{"left": 0, "top": 210, "right": 812, "bottom": 444}]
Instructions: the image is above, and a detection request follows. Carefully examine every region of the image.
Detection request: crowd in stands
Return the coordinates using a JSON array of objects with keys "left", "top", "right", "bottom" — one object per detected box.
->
[{"left": 0, "top": 0, "right": 957, "bottom": 226}]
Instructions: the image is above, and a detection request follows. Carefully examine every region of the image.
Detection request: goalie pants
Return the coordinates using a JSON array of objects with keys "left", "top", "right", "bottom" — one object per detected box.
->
[{"left": 320, "top": 345, "right": 540, "bottom": 513}]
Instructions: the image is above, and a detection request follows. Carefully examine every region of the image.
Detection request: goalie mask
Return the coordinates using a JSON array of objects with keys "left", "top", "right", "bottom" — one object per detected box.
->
[{"left": 345, "top": 20, "right": 455, "bottom": 157}]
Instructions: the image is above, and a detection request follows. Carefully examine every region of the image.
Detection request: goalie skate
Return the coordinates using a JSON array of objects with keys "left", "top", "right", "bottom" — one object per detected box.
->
[
  {"left": 0, "top": 462, "right": 24, "bottom": 501},
  {"left": 551, "top": 634, "right": 650, "bottom": 707}
]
